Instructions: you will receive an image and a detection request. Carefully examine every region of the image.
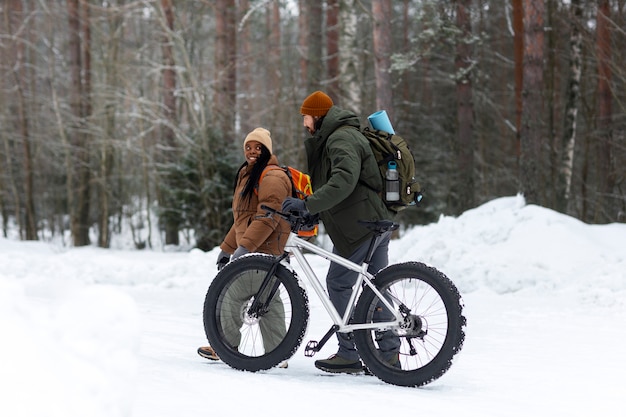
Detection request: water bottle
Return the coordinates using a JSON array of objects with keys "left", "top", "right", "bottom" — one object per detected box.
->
[{"left": 385, "top": 161, "right": 400, "bottom": 202}]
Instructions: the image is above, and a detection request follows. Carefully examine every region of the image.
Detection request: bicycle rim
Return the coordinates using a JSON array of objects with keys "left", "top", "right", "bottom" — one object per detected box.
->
[
  {"left": 354, "top": 262, "right": 466, "bottom": 387},
  {"left": 203, "top": 255, "right": 309, "bottom": 371}
]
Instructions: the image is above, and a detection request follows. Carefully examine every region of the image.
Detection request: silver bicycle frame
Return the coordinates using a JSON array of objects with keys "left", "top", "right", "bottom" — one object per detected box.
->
[{"left": 284, "top": 232, "right": 403, "bottom": 334}]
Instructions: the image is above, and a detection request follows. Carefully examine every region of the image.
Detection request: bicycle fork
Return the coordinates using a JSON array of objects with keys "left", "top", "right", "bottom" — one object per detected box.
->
[{"left": 245, "top": 252, "right": 289, "bottom": 318}]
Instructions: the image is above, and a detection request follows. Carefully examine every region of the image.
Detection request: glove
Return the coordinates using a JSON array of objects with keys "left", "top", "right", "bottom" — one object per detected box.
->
[
  {"left": 232, "top": 245, "right": 249, "bottom": 260},
  {"left": 301, "top": 213, "right": 319, "bottom": 231},
  {"left": 216, "top": 249, "right": 230, "bottom": 271},
  {"left": 281, "top": 197, "right": 307, "bottom": 214}
]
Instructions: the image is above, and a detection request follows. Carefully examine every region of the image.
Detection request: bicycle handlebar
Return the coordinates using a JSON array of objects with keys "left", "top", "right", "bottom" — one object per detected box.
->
[
  {"left": 261, "top": 204, "right": 316, "bottom": 234},
  {"left": 260, "top": 204, "right": 290, "bottom": 220}
]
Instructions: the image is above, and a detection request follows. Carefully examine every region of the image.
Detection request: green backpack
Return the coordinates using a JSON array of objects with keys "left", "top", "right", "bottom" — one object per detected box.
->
[{"left": 361, "top": 127, "right": 422, "bottom": 212}]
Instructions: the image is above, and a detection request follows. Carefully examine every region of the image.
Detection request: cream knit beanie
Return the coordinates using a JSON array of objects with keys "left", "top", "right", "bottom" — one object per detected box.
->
[{"left": 243, "top": 127, "right": 272, "bottom": 154}]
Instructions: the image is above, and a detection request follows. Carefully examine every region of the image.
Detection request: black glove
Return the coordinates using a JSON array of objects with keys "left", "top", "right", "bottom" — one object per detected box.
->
[
  {"left": 281, "top": 197, "right": 307, "bottom": 214},
  {"left": 301, "top": 213, "right": 320, "bottom": 231},
  {"left": 216, "top": 249, "right": 230, "bottom": 271},
  {"left": 232, "top": 245, "right": 249, "bottom": 260}
]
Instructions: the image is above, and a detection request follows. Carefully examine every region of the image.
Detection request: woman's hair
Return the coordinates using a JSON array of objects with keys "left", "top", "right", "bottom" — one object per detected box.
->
[{"left": 235, "top": 144, "right": 272, "bottom": 202}]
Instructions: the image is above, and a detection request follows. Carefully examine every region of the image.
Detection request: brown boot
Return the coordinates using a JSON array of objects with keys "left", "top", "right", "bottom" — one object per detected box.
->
[{"left": 197, "top": 346, "right": 219, "bottom": 361}]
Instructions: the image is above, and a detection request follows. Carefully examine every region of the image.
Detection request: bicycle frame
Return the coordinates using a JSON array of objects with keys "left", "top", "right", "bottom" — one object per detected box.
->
[{"left": 284, "top": 232, "right": 404, "bottom": 334}]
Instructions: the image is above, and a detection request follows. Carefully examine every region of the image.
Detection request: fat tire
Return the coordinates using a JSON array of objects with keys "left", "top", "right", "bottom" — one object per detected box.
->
[
  {"left": 203, "top": 254, "right": 309, "bottom": 371},
  {"left": 353, "top": 262, "right": 466, "bottom": 387}
]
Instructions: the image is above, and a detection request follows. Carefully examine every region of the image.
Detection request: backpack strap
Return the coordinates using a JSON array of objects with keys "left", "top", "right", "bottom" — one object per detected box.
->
[{"left": 254, "top": 164, "right": 286, "bottom": 195}]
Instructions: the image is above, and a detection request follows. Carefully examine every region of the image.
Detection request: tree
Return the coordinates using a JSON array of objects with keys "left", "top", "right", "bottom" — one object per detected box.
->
[
  {"left": 454, "top": 0, "right": 475, "bottom": 211},
  {"left": 305, "top": 1, "right": 324, "bottom": 90},
  {"left": 95, "top": 1, "right": 125, "bottom": 248},
  {"left": 513, "top": 0, "right": 523, "bottom": 157},
  {"left": 372, "top": 0, "right": 394, "bottom": 119},
  {"left": 298, "top": 0, "right": 309, "bottom": 91},
  {"left": 3, "top": 0, "right": 37, "bottom": 240},
  {"left": 326, "top": 0, "right": 340, "bottom": 99},
  {"left": 519, "top": 0, "right": 545, "bottom": 205},
  {"left": 556, "top": 0, "right": 583, "bottom": 214},
  {"left": 592, "top": 0, "right": 615, "bottom": 223},
  {"left": 158, "top": 0, "right": 180, "bottom": 246},
  {"left": 214, "top": 0, "right": 237, "bottom": 138},
  {"left": 237, "top": 0, "right": 249, "bottom": 133},
  {"left": 338, "top": 0, "right": 362, "bottom": 111},
  {"left": 67, "top": 0, "right": 92, "bottom": 246},
  {"left": 268, "top": 0, "right": 281, "bottom": 114}
]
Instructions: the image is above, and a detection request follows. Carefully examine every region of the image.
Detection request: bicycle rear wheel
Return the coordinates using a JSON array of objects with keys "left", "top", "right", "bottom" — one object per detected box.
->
[
  {"left": 203, "top": 254, "right": 309, "bottom": 371},
  {"left": 353, "top": 262, "right": 466, "bottom": 387}
]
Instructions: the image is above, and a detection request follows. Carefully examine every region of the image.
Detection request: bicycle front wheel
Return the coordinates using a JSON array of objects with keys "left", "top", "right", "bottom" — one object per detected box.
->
[
  {"left": 203, "top": 254, "right": 309, "bottom": 371},
  {"left": 353, "top": 262, "right": 466, "bottom": 387}
]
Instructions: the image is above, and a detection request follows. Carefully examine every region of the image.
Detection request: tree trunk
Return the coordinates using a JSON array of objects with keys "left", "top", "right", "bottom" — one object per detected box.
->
[
  {"left": 594, "top": 0, "right": 614, "bottom": 223},
  {"left": 307, "top": 1, "right": 323, "bottom": 89},
  {"left": 159, "top": 0, "right": 180, "bottom": 246},
  {"left": 298, "top": 0, "right": 309, "bottom": 91},
  {"left": 545, "top": 0, "right": 557, "bottom": 206},
  {"left": 7, "top": 0, "right": 37, "bottom": 240},
  {"left": 455, "top": 0, "right": 475, "bottom": 212},
  {"left": 214, "top": 0, "right": 237, "bottom": 138},
  {"left": 338, "top": 0, "right": 360, "bottom": 110},
  {"left": 67, "top": 0, "right": 91, "bottom": 246},
  {"left": 268, "top": 1, "right": 281, "bottom": 106},
  {"left": 371, "top": 0, "right": 393, "bottom": 119},
  {"left": 513, "top": 0, "right": 523, "bottom": 158},
  {"left": 556, "top": 0, "right": 582, "bottom": 214},
  {"left": 326, "top": 0, "right": 340, "bottom": 99},
  {"left": 238, "top": 0, "right": 254, "bottom": 134},
  {"left": 519, "top": 0, "right": 545, "bottom": 205},
  {"left": 97, "top": 3, "right": 123, "bottom": 248}
]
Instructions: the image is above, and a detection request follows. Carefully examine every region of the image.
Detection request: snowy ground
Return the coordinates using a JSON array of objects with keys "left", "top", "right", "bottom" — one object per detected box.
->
[{"left": 1, "top": 195, "right": 625, "bottom": 417}]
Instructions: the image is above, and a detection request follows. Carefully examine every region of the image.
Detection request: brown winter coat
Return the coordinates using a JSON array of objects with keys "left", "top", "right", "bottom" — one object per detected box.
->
[{"left": 220, "top": 155, "right": 291, "bottom": 255}]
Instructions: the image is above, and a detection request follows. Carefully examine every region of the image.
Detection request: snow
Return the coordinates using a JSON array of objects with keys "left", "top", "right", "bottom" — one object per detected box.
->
[{"left": 1, "top": 195, "right": 625, "bottom": 417}]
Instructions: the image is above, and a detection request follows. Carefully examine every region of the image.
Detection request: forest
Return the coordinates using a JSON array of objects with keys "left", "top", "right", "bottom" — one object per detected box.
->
[{"left": 1, "top": 0, "right": 624, "bottom": 250}]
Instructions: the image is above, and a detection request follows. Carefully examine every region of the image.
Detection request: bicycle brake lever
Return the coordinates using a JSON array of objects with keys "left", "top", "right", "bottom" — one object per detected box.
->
[{"left": 261, "top": 204, "right": 296, "bottom": 222}]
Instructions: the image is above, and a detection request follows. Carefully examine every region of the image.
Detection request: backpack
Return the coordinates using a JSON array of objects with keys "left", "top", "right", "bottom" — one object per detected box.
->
[
  {"left": 360, "top": 127, "right": 422, "bottom": 212},
  {"left": 257, "top": 165, "right": 318, "bottom": 237}
]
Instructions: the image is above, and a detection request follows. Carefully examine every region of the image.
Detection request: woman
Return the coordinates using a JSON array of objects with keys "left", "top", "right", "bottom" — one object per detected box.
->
[{"left": 197, "top": 127, "right": 291, "bottom": 367}]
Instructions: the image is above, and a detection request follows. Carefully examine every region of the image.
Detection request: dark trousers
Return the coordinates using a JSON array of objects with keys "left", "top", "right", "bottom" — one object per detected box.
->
[{"left": 326, "top": 231, "right": 400, "bottom": 361}]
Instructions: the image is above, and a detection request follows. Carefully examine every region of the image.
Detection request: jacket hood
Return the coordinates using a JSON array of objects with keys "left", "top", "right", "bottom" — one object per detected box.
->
[{"left": 318, "top": 106, "right": 361, "bottom": 139}]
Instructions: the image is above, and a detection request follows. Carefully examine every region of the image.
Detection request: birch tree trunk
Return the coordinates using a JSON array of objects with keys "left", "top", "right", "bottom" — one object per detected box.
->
[
  {"left": 338, "top": 0, "right": 360, "bottom": 111},
  {"left": 371, "top": 0, "right": 393, "bottom": 119},
  {"left": 556, "top": 0, "right": 582, "bottom": 214}
]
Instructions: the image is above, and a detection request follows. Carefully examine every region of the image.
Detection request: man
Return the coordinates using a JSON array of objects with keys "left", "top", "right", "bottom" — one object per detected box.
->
[{"left": 282, "top": 91, "right": 400, "bottom": 374}]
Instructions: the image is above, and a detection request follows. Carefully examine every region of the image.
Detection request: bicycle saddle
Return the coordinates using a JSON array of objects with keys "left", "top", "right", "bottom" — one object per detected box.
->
[{"left": 357, "top": 219, "right": 399, "bottom": 234}]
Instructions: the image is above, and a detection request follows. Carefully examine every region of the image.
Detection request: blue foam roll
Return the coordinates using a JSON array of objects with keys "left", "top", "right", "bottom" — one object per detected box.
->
[{"left": 368, "top": 110, "right": 395, "bottom": 134}]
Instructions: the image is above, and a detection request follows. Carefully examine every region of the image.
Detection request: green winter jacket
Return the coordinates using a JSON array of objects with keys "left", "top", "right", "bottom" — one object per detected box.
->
[{"left": 304, "top": 106, "right": 394, "bottom": 257}]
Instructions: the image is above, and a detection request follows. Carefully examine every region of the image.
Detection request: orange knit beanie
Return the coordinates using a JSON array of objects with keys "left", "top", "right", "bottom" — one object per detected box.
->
[{"left": 300, "top": 91, "right": 333, "bottom": 117}]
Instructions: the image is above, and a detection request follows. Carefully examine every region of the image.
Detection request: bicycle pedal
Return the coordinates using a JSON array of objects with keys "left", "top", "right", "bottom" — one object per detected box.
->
[{"left": 304, "top": 340, "right": 318, "bottom": 357}]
